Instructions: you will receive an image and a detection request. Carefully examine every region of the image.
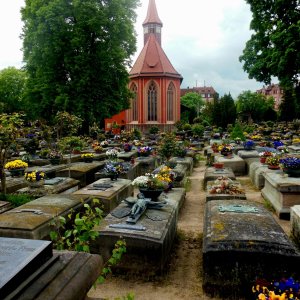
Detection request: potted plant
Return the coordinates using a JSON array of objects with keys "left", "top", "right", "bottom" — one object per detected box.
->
[
  {"left": 243, "top": 140, "right": 255, "bottom": 151},
  {"left": 219, "top": 144, "right": 234, "bottom": 157},
  {"left": 138, "top": 146, "right": 152, "bottom": 157},
  {"left": 5, "top": 160, "right": 28, "bottom": 177},
  {"left": 81, "top": 153, "right": 94, "bottom": 163},
  {"left": 48, "top": 150, "right": 63, "bottom": 165},
  {"left": 280, "top": 156, "right": 300, "bottom": 177},
  {"left": 123, "top": 143, "right": 132, "bottom": 152},
  {"left": 259, "top": 151, "right": 273, "bottom": 164},
  {"left": 266, "top": 155, "right": 280, "bottom": 170},
  {"left": 24, "top": 170, "right": 46, "bottom": 188},
  {"left": 39, "top": 148, "right": 51, "bottom": 159},
  {"left": 104, "top": 162, "right": 129, "bottom": 180},
  {"left": 106, "top": 148, "right": 120, "bottom": 161}
]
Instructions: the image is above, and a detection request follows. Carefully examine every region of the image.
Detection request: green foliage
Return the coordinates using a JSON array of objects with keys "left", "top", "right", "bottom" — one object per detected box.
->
[
  {"left": 21, "top": 0, "right": 139, "bottom": 129},
  {"left": 0, "top": 193, "right": 34, "bottom": 207},
  {"left": 230, "top": 122, "right": 245, "bottom": 140},
  {"left": 181, "top": 92, "right": 204, "bottom": 117},
  {"left": 158, "top": 132, "right": 178, "bottom": 160},
  {"left": 0, "top": 67, "right": 27, "bottom": 113},
  {"left": 58, "top": 136, "right": 86, "bottom": 153},
  {"left": 239, "top": 0, "right": 299, "bottom": 87},
  {"left": 50, "top": 199, "right": 103, "bottom": 252},
  {"left": 148, "top": 125, "right": 159, "bottom": 134},
  {"left": 192, "top": 124, "right": 204, "bottom": 137},
  {"left": 279, "top": 85, "right": 298, "bottom": 121},
  {"left": 55, "top": 111, "right": 83, "bottom": 138},
  {"left": 182, "top": 123, "right": 192, "bottom": 131},
  {"left": 132, "top": 128, "right": 141, "bottom": 140},
  {"left": 174, "top": 120, "right": 185, "bottom": 131}
]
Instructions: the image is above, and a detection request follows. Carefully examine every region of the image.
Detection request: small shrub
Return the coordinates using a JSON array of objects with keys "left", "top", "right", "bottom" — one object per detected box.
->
[
  {"left": 192, "top": 124, "right": 204, "bottom": 137},
  {"left": 149, "top": 126, "right": 159, "bottom": 134},
  {"left": 0, "top": 193, "right": 34, "bottom": 207},
  {"left": 183, "top": 123, "right": 192, "bottom": 131}
]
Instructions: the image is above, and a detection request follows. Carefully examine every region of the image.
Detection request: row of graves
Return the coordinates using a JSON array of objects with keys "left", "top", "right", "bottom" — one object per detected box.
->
[
  {"left": 0, "top": 134, "right": 197, "bottom": 299},
  {"left": 203, "top": 133, "right": 300, "bottom": 299}
]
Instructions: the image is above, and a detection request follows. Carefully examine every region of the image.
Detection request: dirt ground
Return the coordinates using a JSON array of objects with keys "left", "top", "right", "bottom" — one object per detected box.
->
[{"left": 87, "top": 160, "right": 291, "bottom": 300}]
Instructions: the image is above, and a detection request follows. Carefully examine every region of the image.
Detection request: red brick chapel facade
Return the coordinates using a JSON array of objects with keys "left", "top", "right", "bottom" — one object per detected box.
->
[{"left": 105, "top": 0, "right": 183, "bottom": 133}]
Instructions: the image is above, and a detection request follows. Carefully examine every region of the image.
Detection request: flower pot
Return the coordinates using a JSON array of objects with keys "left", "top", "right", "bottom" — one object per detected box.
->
[
  {"left": 283, "top": 168, "right": 300, "bottom": 177},
  {"left": 268, "top": 165, "right": 280, "bottom": 170},
  {"left": 83, "top": 158, "right": 93, "bottom": 163},
  {"left": 27, "top": 180, "right": 44, "bottom": 188},
  {"left": 213, "top": 162, "right": 224, "bottom": 169},
  {"left": 9, "top": 168, "right": 25, "bottom": 177},
  {"left": 139, "top": 188, "right": 164, "bottom": 201},
  {"left": 260, "top": 157, "right": 267, "bottom": 164},
  {"left": 108, "top": 174, "right": 118, "bottom": 181},
  {"left": 50, "top": 158, "right": 61, "bottom": 165}
]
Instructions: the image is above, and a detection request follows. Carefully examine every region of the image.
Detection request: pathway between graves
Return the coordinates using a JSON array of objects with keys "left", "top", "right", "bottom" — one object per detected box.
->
[{"left": 88, "top": 160, "right": 290, "bottom": 300}]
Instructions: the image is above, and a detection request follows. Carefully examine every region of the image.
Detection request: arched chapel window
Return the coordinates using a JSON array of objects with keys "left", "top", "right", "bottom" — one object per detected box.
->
[
  {"left": 167, "top": 82, "right": 175, "bottom": 121},
  {"left": 131, "top": 84, "right": 138, "bottom": 121},
  {"left": 147, "top": 81, "right": 157, "bottom": 121}
]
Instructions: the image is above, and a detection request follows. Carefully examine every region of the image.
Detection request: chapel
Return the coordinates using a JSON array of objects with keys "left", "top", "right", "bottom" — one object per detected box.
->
[{"left": 105, "top": 0, "right": 183, "bottom": 133}]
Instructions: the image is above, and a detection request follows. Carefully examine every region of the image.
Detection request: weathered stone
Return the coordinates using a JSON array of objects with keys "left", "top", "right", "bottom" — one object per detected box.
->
[
  {"left": 203, "top": 199, "right": 300, "bottom": 298},
  {"left": 0, "top": 177, "right": 27, "bottom": 193},
  {"left": 204, "top": 167, "right": 236, "bottom": 188},
  {"left": 215, "top": 154, "right": 246, "bottom": 176},
  {"left": 243, "top": 157, "right": 260, "bottom": 175},
  {"left": 56, "top": 161, "right": 105, "bottom": 187},
  {"left": 92, "top": 188, "right": 185, "bottom": 273},
  {"left": 26, "top": 164, "right": 68, "bottom": 179},
  {"left": 136, "top": 156, "right": 158, "bottom": 176},
  {"left": 206, "top": 180, "right": 246, "bottom": 201},
  {"left": 0, "top": 201, "right": 13, "bottom": 214},
  {"left": 262, "top": 172, "right": 300, "bottom": 219},
  {"left": 72, "top": 178, "right": 133, "bottom": 215},
  {"left": 237, "top": 150, "right": 259, "bottom": 159},
  {"left": 291, "top": 205, "right": 300, "bottom": 243},
  {"left": 249, "top": 162, "right": 279, "bottom": 189},
  {"left": 4, "top": 248, "right": 102, "bottom": 300},
  {"left": 0, "top": 237, "right": 53, "bottom": 299},
  {"left": 16, "top": 177, "right": 80, "bottom": 198},
  {"left": 288, "top": 145, "right": 300, "bottom": 153},
  {"left": 170, "top": 157, "right": 193, "bottom": 175},
  {"left": 0, "top": 194, "right": 90, "bottom": 239},
  {"left": 172, "top": 163, "right": 188, "bottom": 187},
  {"left": 117, "top": 150, "right": 138, "bottom": 161}
]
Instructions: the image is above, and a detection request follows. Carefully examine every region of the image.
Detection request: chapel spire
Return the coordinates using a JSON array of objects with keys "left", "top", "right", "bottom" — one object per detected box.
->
[{"left": 143, "top": 0, "right": 163, "bottom": 46}]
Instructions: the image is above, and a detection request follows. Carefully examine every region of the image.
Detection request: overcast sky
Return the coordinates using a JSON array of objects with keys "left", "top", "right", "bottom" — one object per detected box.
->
[{"left": 0, "top": 0, "right": 265, "bottom": 98}]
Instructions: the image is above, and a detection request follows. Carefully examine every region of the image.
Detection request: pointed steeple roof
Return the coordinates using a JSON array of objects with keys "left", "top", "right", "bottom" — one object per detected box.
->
[
  {"left": 143, "top": 0, "right": 163, "bottom": 26},
  {"left": 129, "top": 34, "right": 182, "bottom": 80}
]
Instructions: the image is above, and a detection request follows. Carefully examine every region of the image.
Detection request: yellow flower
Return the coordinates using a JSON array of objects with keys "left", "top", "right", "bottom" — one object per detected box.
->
[{"left": 5, "top": 160, "right": 28, "bottom": 170}]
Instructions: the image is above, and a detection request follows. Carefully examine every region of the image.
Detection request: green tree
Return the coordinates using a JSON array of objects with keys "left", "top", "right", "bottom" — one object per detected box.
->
[
  {"left": 21, "top": 0, "right": 139, "bottom": 131},
  {"left": 181, "top": 92, "right": 205, "bottom": 118},
  {"left": 239, "top": 0, "right": 299, "bottom": 87},
  {"left": 236, "top": 90, "right": 275, "bottom": 123},
  {"left": 0, "top": 67, "right": 27, "bottom": 113}
]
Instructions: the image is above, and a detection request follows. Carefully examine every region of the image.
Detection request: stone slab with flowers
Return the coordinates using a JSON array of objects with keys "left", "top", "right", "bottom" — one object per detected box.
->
[
  {"left": 237, "top": 150, "right": 259, "bottom": 159},
  {"left": 287, "top": 145, "right": 300, "bottom": 153},
  {"left": 72, "top": 178, "right": 133, "bottom": 215},
  {"left": 56, "top": 161, "right": 105, "bottom": 187},
  {"left": 214, "top": 154, "right": 246, "bottom": 176},
  {"left": 203, "top": 199, "right": 300, "bottom": 298},
  {"left": 117, "top": 150, "right": 138, "bottom": 162},
  {"left": 91, "top": 188, "right": 186, "bottom": 273},
  {"left": 26, "top": 164, "right": 68, "bottom": 179},
  {"left": 16, "top": 177, "right": 80, "bottom": 198},
  {"left": 206, "top": 177, "right": 246, "bottom": 201},
  {"left": 204, "top": 167, "right": 236, "bottom": 188},
  {"left": 0, "top": 194, "right": 91, "bottom": 239},
  {"left": 261, "top": 172, "right": 300, "bottom": 219},
  {"left": 0, "top": 177, "right": 28, "bottom": 193},
  {"left": 136, "top": 156, "right": 158, "bottom": 176}
]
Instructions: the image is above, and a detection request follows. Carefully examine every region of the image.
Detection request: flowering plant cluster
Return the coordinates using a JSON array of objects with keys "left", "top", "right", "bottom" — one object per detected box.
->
[
  {"left": 251, "top": 134, "right": 262, "bottom": 141},
  {"left": 155, "top": 166, "right": 176, "bottom": 184},
  {"left": 24, "top": 170, "right": 45, "bottom": 182},
  {"left": 138, "top": 146, "right": 152, "bottom": 156},
  {"left": 104, "top": 162, "right": 128, "bottom": 175},
  {"left": 277, "top": 145, "right": 289, "bottom": 154},
  {"left": 132, "top": 173, "right": 169, "bottom": 190},
  {"left": 244, "top": 140, "right": 255, "bottom": 149},
  {"left": 208, "top": 176, "right": 244, "bottom": 195},
  {"left": 273, "top": 140, "right": 284, "bottom": 149},
  {"left": 100, "top": 140, "right": 109, "bottom": 147},
  {"left": 123, "top": 143, "right": 132, "bottom": 152},
  {"left": 48, "top": 150, "right": 63, "bottom": 159},
  {"left": 280, "top": 156, "right": 300, "bottom": 170},
  {"left": 259, "top": 151, "right": 273, "bottom": 157},
  {"left": 5, "top": 160, "right": 28, "bottom": 170},
  {"left": 219, "top": 144, "right": 234, "bottom": 153},
  {"left": 81, "top": 153, "right": 94, "bottom": 158},
  {"left": 93, "top": 145, "right": 103, "bottom": 153},
  {"left": 106, "top": 148, "right": 119, "bottom": 160},
  {"left": 292, "top": 138, "right": 300, "bottom": 144},
  {"left": 265, "top": 155, "right": 280, "bottom": 166}
]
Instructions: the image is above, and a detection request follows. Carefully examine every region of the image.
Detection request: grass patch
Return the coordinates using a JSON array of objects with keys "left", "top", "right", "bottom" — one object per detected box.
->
[
  {"left": 263, "top": 198, "right": 276, "bottom": 213},
  {"left": 184, "top": 177, "right": 192, "bottom": 192},
  {"left": 0, "top": 193, "right": 34, "bottom": 207}
]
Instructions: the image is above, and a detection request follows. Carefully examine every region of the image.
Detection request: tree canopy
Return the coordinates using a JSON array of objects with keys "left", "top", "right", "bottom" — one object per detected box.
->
[
  {"left": 0, "top": 67, "right": 27, "bottom": 113},
  {"left": 181, "top": 92, "right": 205, "bottom": 118},
  {"left": 21, "top": 0, "right": 139, "bottom": 131},
  {"left": 239, "top": 0, "right": 300, "bottom": 87}
]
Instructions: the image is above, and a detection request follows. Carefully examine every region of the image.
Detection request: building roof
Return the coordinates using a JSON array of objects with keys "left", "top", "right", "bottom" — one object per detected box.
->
[
  {"left": 181, "top": 86, "right": 217, "bottom": 97},
  {"left": 129, "top": 34, "right": 182, "bottom": 80},
  {"left": 143, "top": 0, "right": 163, "bottom": 26}
]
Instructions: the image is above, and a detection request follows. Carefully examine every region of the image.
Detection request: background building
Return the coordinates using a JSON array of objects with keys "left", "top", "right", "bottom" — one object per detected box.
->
[
  {"left": 256, "top": 83, "right": 283, "bottom": 110},
  {"left": 180, "top": 86, "right": 217, "bottom": 103}
]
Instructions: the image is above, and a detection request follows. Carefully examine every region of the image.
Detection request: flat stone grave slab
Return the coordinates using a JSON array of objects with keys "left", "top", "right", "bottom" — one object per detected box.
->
[
  {"left": 117, "top": 150, "right": 138, "bottom": 161},
  {"left": 0, "top": 194, "right": 90, "bottom": 239},
  {"left": 206, "top": 180, "right": 246, "bottom": 201},
  {"left": 172, "top": 163, "right": 188, "bottom": 187},
  {"left": 136, "top": 156, "right": 158, "bottom": 176},
  {"left": 237, "top": 150, "right": 259, "bottom": 159},
  {"left": 72, "top": 178, "right": 133, "bottom": 215},
  {"left": 291, "top": 205, "right": 300, "bottom": 243},
  {"left": 204, "top": 167, "right": 236, "bottom": 188},
  {"left": 95, "top": 162, "right": 139, "bottom": 181},
  {"left": 215, "top": 154, "right": 246, "bottom": 176},
  {"left": 16, "top": 177, "right": 80, "bottom": 198},
  {"left": 26, "top": 163, "right": 68, "bottom": 179},
  {"left": 92, "top": 188, "right": 185, "bottom": 273},
  {"left": 170, "top": 157, "right": 193, "bottom": 175},
  {"left": 288, "top": 145, "right": 300, "bottom": 153},
  {"left": 2, "top": 243, "right": 102, "bottom": 300},
  {"left": 203, "top": 199, "right": 300, "bottom": 299},
  {"left": 243, "top": 157, "right": 260, "bottom": 175},
  {"left": 0, "top": 237, "right": 53, "bottom": 299},
  {"left": 56, "top": 161, "right": 105, "bottom": 187},
  {"left": 0, "top": 200, "right": 13, "bottom": 214},
  {"left": 262, "top": 172, "right": 300, "bottom": 219},
  {"left": 0, "top": 176, "right": 27, "bottom": 193}
]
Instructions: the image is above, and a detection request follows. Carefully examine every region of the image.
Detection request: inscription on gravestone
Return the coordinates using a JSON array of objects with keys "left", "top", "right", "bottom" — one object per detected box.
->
[{"left": 0, "top": 237, "right": 52, "bottom": 298}]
